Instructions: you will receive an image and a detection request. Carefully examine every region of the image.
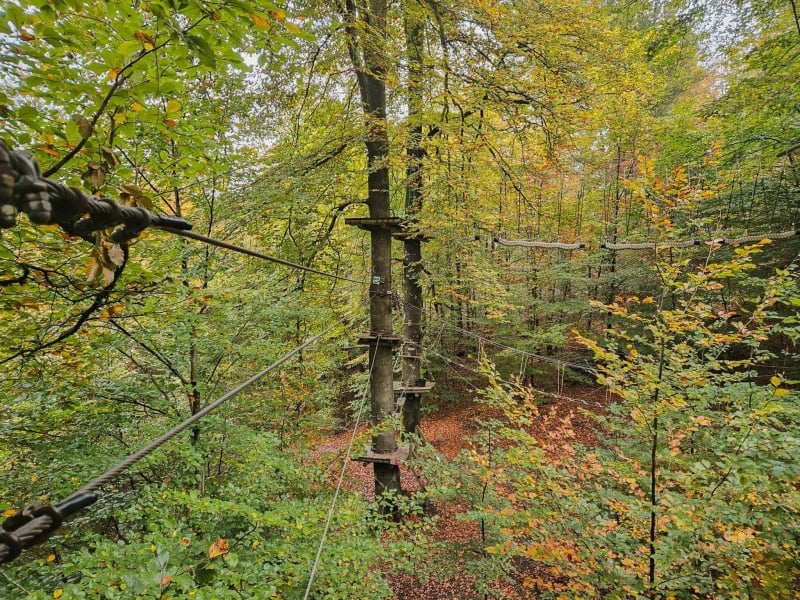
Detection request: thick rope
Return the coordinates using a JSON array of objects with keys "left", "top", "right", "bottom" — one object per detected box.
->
[
  {"left": 600, "top": 230, "right": 799, "bottom": 250},
  {"left": 494, "top": 236, "right": 586, "bottom": 250},
  {"left": 601, "top": 239, "right": 700, "bottom": 250},
  {"left": 0, "top": 139, "right": 191, "bottom": 242},
  {"left": 470, "top": 229, "right": 799, "bottom": 251}
]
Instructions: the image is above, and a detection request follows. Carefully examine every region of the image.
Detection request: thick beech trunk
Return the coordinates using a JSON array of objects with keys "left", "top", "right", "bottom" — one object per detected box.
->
[
  {"left": 345, "top": 0, "right": 400, "bottom": 497},
  {"left": 402, "top": 6, "right": 425, "bottom": 437}
]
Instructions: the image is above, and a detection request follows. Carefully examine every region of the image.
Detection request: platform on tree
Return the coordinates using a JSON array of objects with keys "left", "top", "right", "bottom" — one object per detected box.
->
[
  {"left": 354, "top": 444, "right": 411, "bottom": 465},
  {"left": 345, "top": 217, "right": 404, "bottom": 232},
  {"left": 393, "top": 381, "right": 435, "bottom": 395},
  {"left": 356, "top": 333, "right": 404, "bottom": 346}
]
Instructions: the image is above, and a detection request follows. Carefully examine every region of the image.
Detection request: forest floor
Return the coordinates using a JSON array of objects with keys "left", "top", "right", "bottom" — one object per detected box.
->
[{"left": 312, "top": 369, "right": 611, "bottom": 599}]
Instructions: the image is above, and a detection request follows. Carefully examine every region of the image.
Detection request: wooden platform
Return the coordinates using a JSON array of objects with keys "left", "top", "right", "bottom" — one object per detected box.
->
[
  {"left": 357, "top": 333, "right": 404, "bottom": 346},
  {"left": 354, "top": 444, "right": 410, "bottom": 465},
  {"left": 345, "top": 217, "right": 404, "bottom": 232},
  {"left": 392, "top": 228, "right": 431, "bottom": 242},
  {"left": 393, "top": 381, "right": 435, "bottom": 394}
]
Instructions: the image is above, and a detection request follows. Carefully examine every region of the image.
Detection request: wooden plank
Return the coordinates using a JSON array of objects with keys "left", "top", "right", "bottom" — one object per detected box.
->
[
  {"left": 357, "top": 333, "right": 404, "bottom": 345},
  {"left": 354, "top": 444, "right": 411, "bottom": 465},
  {"left": 344, "top": 217, "right": 404, "bottom": 232},
  {"left": 393, "top": 381, "right": 435, "bottom": 394}
]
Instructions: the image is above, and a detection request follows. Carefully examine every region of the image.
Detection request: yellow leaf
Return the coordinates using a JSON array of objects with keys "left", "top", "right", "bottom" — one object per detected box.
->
[
  {"left": 208, "top": 538, "right": 228, "bottom": 558},
  {"left": 40, "top": 145, "right": 60, "bottom": 157},
  {"left": 165, "top": 100, "right": 180, "bottom": 114},
  {"left": 774, "top": 388, "right": 789, "bottom": 397},
  {"left": 131, "top": 102, "right": 144, "bottom": 112},
  {"left": 143, "top": 42, "right": 154, "bottom": 51},
  {"left": 113, "top": 113, "right": 126, "bottom": 125},
  {"left": 107, "top": 67, "right": 122, "bottom": 80},
  {"left": 2, "top": 508, "right": 16, "bottom": 517},
  {"left": 53, "top": 590, "right": 63, "bottom": 599},
  {"left": 250, "top": 13, "right": 268, "bottom": 27},
  {"left": 770, "top": 376, "right": 781, "bottom": 387},
  {"left": 47, "top": 554, "right": 55, "bottom": 562},
  {"left": 284, "top": 20, "right": 301, "bottom": 34}
]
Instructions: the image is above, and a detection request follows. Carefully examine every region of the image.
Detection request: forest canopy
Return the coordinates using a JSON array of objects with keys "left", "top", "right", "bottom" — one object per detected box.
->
[{"left": 1, "top": 0, "right": 799, "bottom": 597}]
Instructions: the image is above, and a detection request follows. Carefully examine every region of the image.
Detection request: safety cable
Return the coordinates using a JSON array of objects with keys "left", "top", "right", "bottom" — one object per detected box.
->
[
  {"left": 158, "top": 227, "right": 365, "bottom": 285},
  {"left": 303, "top": 336, "right": 380, "bottom": 599},
  {"left": 0, "top": 319, "right": 347, "bottom": 563},
  {"left": 0, "top": 139, "right": 364, "bottom": 286},
  {"left": 0, "top": 139, "right": 191, "bottom": 242}
]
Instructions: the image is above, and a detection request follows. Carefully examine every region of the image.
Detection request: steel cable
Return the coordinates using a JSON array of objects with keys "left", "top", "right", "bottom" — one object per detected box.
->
[
  {"left": 302, "top": 336, "right": 380, "bottom": 599},
  {"left": 158, "top": 227, "right": 365, "bottom": 285},
  {"left": 1, "top": 319, "right": 348, "bottom": 563}
]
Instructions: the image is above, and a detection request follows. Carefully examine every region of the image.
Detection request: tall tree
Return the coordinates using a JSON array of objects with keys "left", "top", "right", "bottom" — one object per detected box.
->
[
  {"left": 340, "top": 0, "right": 401, "bottom": 497},
  {"left": 401, "top": 1, "right": 426, "bottom": 436}
]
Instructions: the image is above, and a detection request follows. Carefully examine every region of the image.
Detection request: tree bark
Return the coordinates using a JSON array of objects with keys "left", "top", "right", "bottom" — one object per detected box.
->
[
  {"left": 402, "top": 3, "right": 425, "bottom": 437},
  {"left": 344, "top": 0, "right": 401, "bottom": 497}
]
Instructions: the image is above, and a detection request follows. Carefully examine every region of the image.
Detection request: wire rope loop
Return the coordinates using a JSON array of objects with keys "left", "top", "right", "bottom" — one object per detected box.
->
[
  {"left": 0, "top": 137, "right": 192, "bottom": 240},
  {"left": 0, "top": 530, "right": 24, "bottom": 563}
]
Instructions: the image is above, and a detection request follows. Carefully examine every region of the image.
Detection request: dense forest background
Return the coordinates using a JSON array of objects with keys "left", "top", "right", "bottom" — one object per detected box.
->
[{"left": 1, "top": 0, "right": 799, "bottom": 597}]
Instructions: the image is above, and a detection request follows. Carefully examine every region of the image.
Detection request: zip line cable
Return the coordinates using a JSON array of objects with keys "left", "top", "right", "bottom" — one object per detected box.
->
[
  {"left": 0, "top": 319, "right": 348, "bottom": 564},
  {"left": 303, "top": 336, "right": 381, "bottom": 600},
  {"left": 158, "top": 227, "right": 365, "bottom": 285}
]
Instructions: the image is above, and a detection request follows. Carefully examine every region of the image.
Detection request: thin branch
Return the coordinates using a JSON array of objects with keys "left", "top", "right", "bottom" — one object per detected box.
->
[
  {"left": 790, "top": 0, "right": 800, "bottom": 39},
  {"left": 0, "top": 249, "right": 128, "bottom": 365},
  {"left": 43, "top": 16, "right": 210, "bottom": 176},
  {"left": 109, "top": 320, "right": 188, "bottom": 385},
  {"left": 0, "top": 264, "right": 29, "bottom": 286}
]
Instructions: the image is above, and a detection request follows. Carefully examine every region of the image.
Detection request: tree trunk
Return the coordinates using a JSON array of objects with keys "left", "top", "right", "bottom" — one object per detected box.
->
[
  {"left": 402, "top": 3, "right": 425, "bottom": 438},
  {"left": 344, "top": 0, "right": 400, "bottom": 497}
]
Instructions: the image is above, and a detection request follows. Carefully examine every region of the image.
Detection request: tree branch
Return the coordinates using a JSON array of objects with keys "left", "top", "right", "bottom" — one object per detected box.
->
[{"left": 0, "top": 248, "right": 129, "bottom": 365}]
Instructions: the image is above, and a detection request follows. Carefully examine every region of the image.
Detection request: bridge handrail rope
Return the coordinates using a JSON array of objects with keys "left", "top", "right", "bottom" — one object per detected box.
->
[
  {"left": 494, "top": 236, "right": 586, "bottom": 250},
  {"left": 422, "top": 344, "right": 606, "bottom": 408},
  {"left": 0, "top": 319, "right": 348, "bottom": 564},
  {"left": 466, "top": 219, "right": 799, "bottom": 250}
]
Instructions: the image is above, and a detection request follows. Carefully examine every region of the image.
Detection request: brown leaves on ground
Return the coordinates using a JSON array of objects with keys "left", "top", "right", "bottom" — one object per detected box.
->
[{"left": 311, "top": 378, "right": 610, "bottom": 599}]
